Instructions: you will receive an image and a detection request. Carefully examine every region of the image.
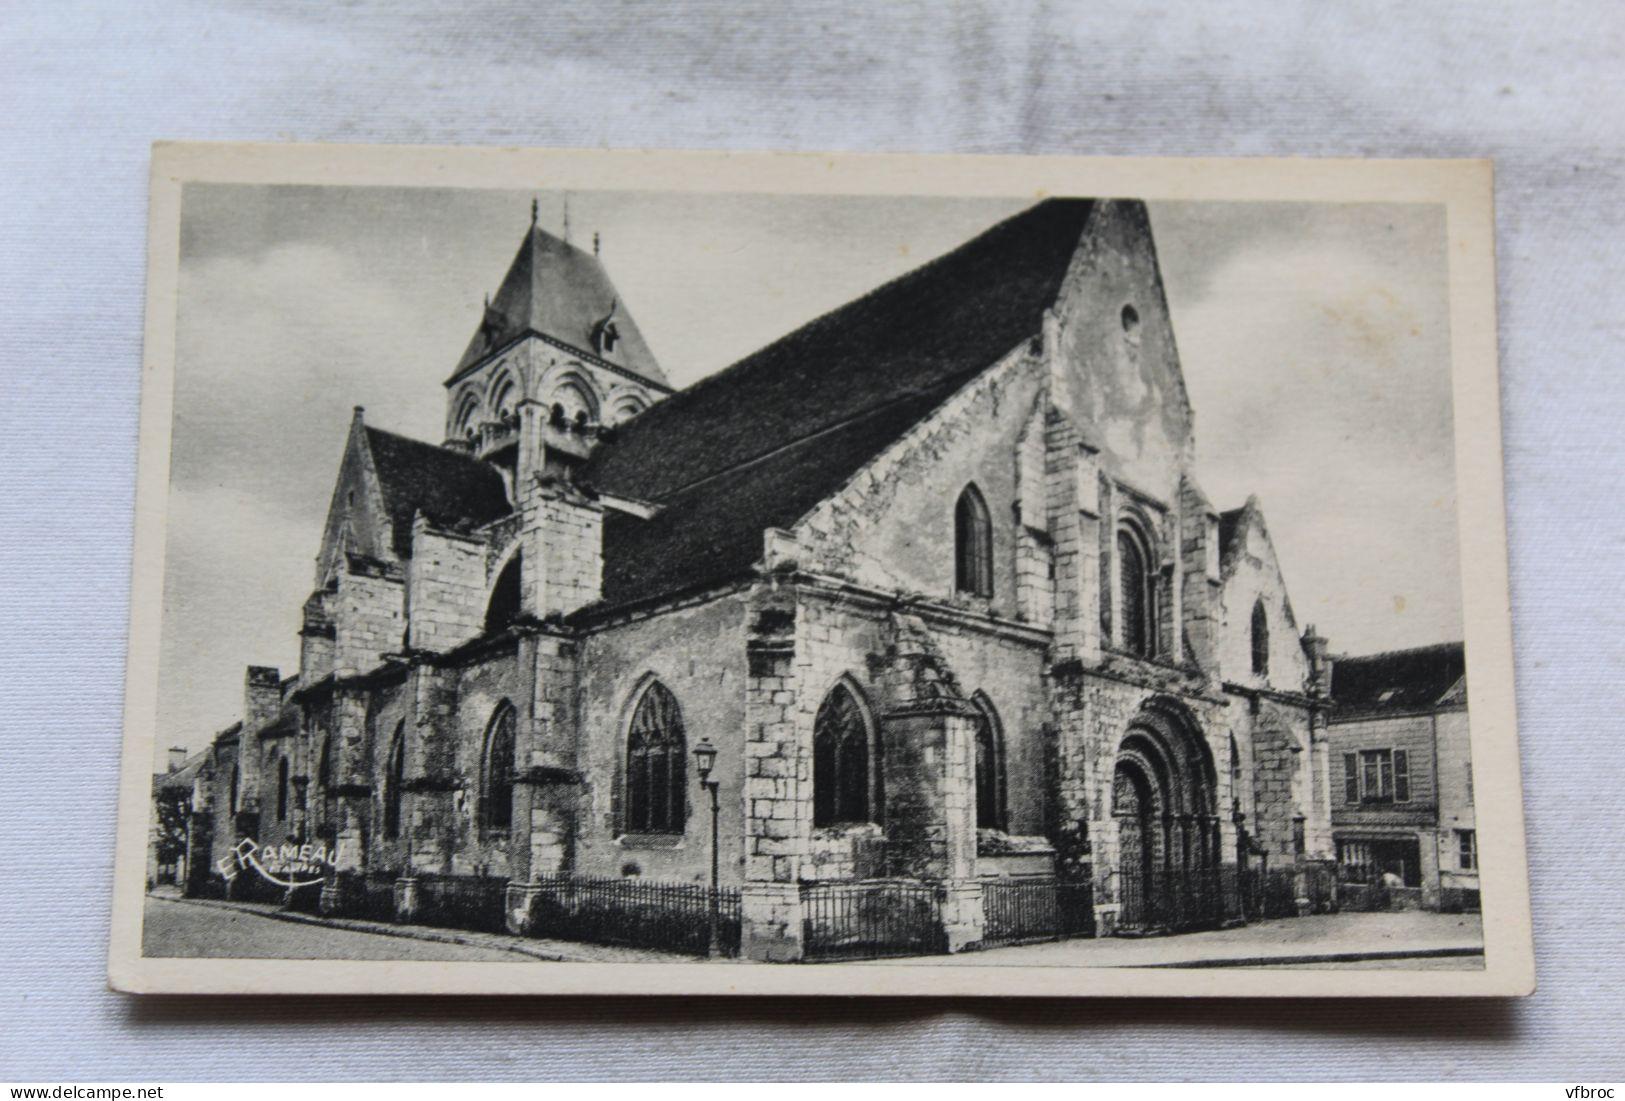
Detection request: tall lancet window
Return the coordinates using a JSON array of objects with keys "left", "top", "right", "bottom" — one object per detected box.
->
[
  {"left": 1117, "top": 525, "right": 1155, "bottom": 658},
  {"left": 384, "top": 722, "right": 405, "bottom": 840},
  {"left": 813, "top": 681, "right": 878, "bottom": 827},
  {"left": 973, "top": 694, "right": 1006, "bottom": 832},
  {"left": 481, "top": 703, "right": 517, "bottom": 835},
  {"left": 626, "top": 681, "right": 686, "bottom": 834},
  {"left": 954, "top": 485, "right": 993, "bottom": 598},
  {"left": 1250, "top": 599, "right": 1270, "bottom": 677}
]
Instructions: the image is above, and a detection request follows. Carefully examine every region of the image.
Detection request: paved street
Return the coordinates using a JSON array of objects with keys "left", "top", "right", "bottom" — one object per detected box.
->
[
  {"left": 881, "top": 910, "right": 1485, "bottom": 968},
  {"left": 143, "top": 896, "right": 542, "bottom": 962}
]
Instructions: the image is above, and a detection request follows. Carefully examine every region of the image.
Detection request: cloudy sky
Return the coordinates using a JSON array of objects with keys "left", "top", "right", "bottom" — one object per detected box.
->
[{"left": 159, "top": 185, "right": 1459, "bottom": 756}]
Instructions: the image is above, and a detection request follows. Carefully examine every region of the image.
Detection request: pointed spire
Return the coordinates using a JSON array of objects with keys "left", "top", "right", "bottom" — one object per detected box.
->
[{"left": 530, "top": 197, "right": 538, "bottom": 227}]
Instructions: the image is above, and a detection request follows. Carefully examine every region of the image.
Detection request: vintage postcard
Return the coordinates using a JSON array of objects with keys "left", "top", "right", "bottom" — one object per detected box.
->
[{"left": 109, "top": 144, "right": 1532, "bottom": 996}]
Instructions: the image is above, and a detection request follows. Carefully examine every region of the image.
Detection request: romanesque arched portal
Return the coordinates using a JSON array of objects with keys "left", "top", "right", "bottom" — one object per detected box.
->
[{"left": 1110, "top": 698, "right": 1224, "bottom": 933}]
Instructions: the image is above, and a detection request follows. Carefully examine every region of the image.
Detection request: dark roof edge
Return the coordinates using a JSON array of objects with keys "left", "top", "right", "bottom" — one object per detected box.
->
[{"left": 442, "top": 329, "right": 674, "bottom": 394}]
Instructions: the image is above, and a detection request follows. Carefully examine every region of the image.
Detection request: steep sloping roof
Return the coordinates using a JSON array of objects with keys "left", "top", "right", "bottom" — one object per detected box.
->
[
  {"left": 153, "top": 749, "right": 209, "bottom": 795},
  {"left": 364, "top": 427, "right": 512, "bottom": 557},
  {"left": 1331, "top": 642, "right": 1466, "bottom": 715},
  {"left": 581, "top": 199, "right": 1096, "bottom": 609},
  {"left": 451, "top": 223, "right": 666, "bottom": 385}
]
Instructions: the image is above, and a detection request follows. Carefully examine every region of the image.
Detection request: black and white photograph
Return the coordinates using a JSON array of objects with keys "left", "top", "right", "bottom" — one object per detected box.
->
[{"left": 111, "top": 145, "right": 1528, "bottom": 997}]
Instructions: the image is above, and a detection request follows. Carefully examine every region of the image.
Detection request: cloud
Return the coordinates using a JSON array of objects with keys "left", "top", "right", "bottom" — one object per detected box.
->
[{"left": 1169, "top": 224, "right": 1463, "bottom": 652}]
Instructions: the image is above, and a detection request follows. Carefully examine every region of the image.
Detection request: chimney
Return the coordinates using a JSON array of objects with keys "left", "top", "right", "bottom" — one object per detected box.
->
[
  {"left": 167, "top": 746, "right": 188, "bottom": 773},
  {"left": 1302, "top": 626, "right": 1330, "bottom": 696},
  {"left": 244, "top": 665, "right": 282, "bottom": 731}
]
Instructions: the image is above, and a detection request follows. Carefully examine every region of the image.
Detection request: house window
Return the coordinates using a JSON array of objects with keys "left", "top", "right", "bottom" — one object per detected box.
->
[
  {"left": 626, "top": 681, "right": 686, "bottom": 834},
  {"left": 1457, "top": 828, "right": 1477, "bottom": 871},
  {"left": 383, "top": 722, "right": 405, "bottom": 840},
  {"left": 276, "top": 756, "right": 289, "bottom": 822},
  {"left": 814, "top": 682, "right": 877, "bottom": 827},
  {"left": 954, "top": 485, "right": 993, "bottom": 598},
  {"left": 1345, "top": 748, "right": 1410, "bottom": 804},
  {"left": 1250, "top": 599, "right": 1269, "bottom": 676},
  {"left": 973, "top": 694, "right": 1006, "bottom": 831},
  {"left": 481, "top": 704, "right": 517, "bottom": 835},
  {"left": 1116, "top": 525, "right": 1155, "bottom": 657}
]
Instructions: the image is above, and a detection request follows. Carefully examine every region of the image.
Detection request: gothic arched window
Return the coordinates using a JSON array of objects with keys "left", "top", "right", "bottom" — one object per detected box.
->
[
  {"left": 1250, "top": 599, "right": 1270, "bottom": 677},
  {"left": 973, "top": 694, "right": 1006, "bottom": 832},
  {"left": 954, "top": 484, "right": 993, "bottom": 598},
  {"left": 626, "top": 681, "right": 686, "bottom": 834},
  {"left": 481, "top": 703, "right": 517, "bottom": 835},
  {"left": 229, "top": 763, "right": 240, "bottom": 815},
  {"left": 814, "top": 681, "right": 877, "bottom": 827},
  {"left": 384, "top": 722, "right": 405, "bottom": 840},
  {"left": 1117, "top": 524, "right": 1155, "bottom": 657},
  {"left": 276, "top": 756, "right": 289, "bottom": 822}
]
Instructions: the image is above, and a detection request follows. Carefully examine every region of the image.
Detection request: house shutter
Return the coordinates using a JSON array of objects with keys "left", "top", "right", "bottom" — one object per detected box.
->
[
  {"left": 1394, "top": 749, "right": 1410, "bottom": 802},
  {"left": 1343, "top": 753, "right": 1359, "bottom": 803}
]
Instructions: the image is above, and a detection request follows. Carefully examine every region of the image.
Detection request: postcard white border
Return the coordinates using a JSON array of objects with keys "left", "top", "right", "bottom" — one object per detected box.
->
[{"left": 109, "top": 143, "right": 1531, "bottom": 997}]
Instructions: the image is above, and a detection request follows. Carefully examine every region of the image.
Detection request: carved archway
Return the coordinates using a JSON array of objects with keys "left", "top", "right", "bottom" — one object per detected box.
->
[{"left": 1111, "top": 697, "right": 1222, "bottom": 933}]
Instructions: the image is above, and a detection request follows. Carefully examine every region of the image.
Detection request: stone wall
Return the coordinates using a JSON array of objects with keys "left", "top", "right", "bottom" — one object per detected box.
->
[
  {"left": 334, "top": 564, "right": 405, "bottom": 676},
  {"left": 406, "top": 518, "right": 488, "bottom": 653},
  {"left": 573, "top": 592, "right": 750, "bottom": 886},
  {"left": 792, "top": 342, "right": 1043, "bottom": 619}
]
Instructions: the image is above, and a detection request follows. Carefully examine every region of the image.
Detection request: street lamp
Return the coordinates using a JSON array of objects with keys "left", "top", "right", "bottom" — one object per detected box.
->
[{"left": 692, "top": 737, "right": 721, "bottom": 958}]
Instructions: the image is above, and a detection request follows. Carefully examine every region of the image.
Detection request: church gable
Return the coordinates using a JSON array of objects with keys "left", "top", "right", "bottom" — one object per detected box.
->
[
  {"left": 314, "top": 410, "right": 395, "bottom": 585},
  {"left": 1049, "top": 200, "right": 1194, "bottom": 498},
  {"left": 1217, "top": 498, "right": 1310, "bottom": 690},
  {"left": 580, "top": 199, "right": 1093, "bottom": 612},
  {"left": 786, "top": 342, "right": 1046, "bottom": 616}
]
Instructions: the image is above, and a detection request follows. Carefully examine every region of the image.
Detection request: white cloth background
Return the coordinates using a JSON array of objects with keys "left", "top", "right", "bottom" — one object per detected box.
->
[{"left": 1, "top": 0, "right": 1621, "bottom": 1081}]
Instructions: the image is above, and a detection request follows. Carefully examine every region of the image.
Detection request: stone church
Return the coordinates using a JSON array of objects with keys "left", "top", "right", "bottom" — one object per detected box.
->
[{"left": 176, "top": 198, "right": 1337, "bottom": 960}]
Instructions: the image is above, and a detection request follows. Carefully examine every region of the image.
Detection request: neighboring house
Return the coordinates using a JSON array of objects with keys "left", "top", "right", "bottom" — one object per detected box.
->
[
  {"left": 148, "top": 747, "right": 204, "bottom": 887},
  {"left": 166, "top": 199, "right": 1342, "bottom": 959},
  {"left": 1327, "top": 642, "right": 1476, "bottom": 912}
]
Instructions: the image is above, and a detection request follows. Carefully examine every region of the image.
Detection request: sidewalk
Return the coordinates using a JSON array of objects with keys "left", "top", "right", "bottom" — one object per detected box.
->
[
  {"left": 899, "top": 910, "right": 1485, "bottom": 968},
  {"left": 161, "top": 893, "right": 702, "bottom": 964}
]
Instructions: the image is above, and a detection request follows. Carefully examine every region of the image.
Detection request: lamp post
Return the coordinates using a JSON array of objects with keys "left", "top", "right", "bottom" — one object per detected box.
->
[{"left": 692, "top": 737, "right": 721, "bottom": 958}]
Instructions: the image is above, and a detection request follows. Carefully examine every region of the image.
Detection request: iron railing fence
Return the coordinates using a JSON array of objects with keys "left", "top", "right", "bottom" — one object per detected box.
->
[
  {"left": 524, "top": 874, "right": 742, "bottom": 957},
  {"left": 980, "top": 878, "right": 1095, "bottom": 948},
  {"left": 1110, "top": 865, "right": 1229, "bottom": 934},
  {"left": 356, "top": 871, "right": 401, "bottom": 923},
  {"left": 413, "top": 873, "right": 511, "bottom": 934},
  {"left": 800, "top": 880, "right": 946, "bottom": 961},
  {"left": 284, "top": 880, "right": 324, "bottom": 914}
]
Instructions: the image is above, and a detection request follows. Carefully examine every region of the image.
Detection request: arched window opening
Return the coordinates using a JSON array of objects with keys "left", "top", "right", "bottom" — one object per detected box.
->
[
  {"left": 276, "top": 756, "right": 289, "bottom": 823},
  {"left": 973, "top": 695, "right": 1006, "bottom": 832},
  {"left": 317, "top": 737, "right": 332, "bottom": 791},
  {"left": 814, "top": 682, "right": 877, "bottom": 827},
  {"left": 1117, "top": 525, "right": 1156, "bottom": 657},
  {"left": 548, "top": 378, "right": 599, "bottom": 428},
  {"left": 452, "top": 393, "right": 480, "bottom": 438},
  {"left": 481, "top": 704, "right": 517, "bottom": 835},
  {"left": 229, "top": 764, "right": 240, "bottom": 815},
  {"left": 1250, "top": 599, "right": 1270, "bottom": 677},
  {"left": 383, "top": 722, "right": 405, "bottom": 840},
  {"left": 485, "top": 554, "right": 522, "bottom": 635},
  {"left": 489, "top": 374, "right": 518, "bottom": 421},
  {"left": 626, "top": 681, "right": 686, "bottom": 834},
  {"left": 954, "top": 484, "right": 993, "bottom": 598}
]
